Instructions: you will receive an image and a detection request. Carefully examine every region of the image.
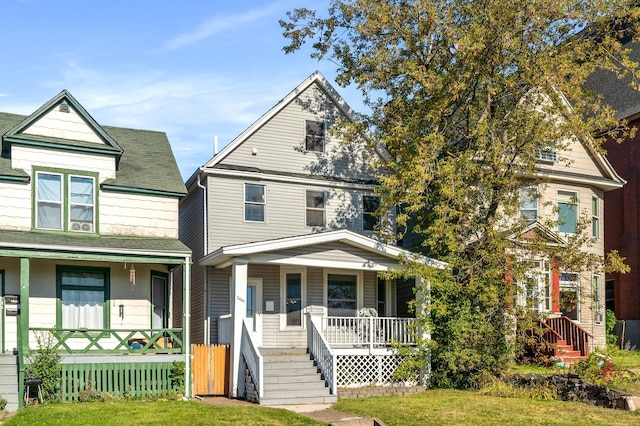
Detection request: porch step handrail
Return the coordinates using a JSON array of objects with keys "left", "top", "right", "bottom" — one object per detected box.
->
[
  {"left": 309, "top": 316, "right": 337, "bottom": 395},
  {"left": 241, "top": 319, "right": 263, "bottom": 399},
  {"left": 322, "top": 316, "right": 416, "bottom": 347},
  {"left": 29, "top": 328, "right": 183, "bottom": 354},
  {"left": 545, "top": 316, "right": 592, "bottom": 357}
]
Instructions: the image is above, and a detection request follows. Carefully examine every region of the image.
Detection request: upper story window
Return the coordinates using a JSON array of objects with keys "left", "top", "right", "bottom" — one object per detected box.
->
[
  {"left": 244, "top": 183, "right": 265, "bottom": 222},
  {"left": 305, "top": 120, "right": 325, "bottom": 152},
  {"left": 557, "top": 190, "right": 577, "bottom": 234},
  {"left": 592, "top": 195, "right": 600, "bottom": 239},
  {"left": 306, "top": 190, "right": 326, "bottom": 227},
  {"left": 363, "top": 195, "right": 381, "bottom": 231},
  {"left": 519, "top": 187, "right": 538, "bottom": 223},
  {"left": 537, "top": 146, "right": 558, "bottom": 163},
  {"left": 35, "top": 171, "right": 95, "bottom": 233}
]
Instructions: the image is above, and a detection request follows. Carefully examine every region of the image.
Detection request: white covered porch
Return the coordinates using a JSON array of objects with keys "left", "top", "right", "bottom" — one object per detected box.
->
[{"left": 201, "top": 230, "right": 442, "bottom": 400}]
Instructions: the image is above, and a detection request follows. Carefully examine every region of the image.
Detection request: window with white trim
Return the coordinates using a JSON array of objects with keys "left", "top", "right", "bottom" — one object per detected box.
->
[
  {"left": 593, "top": 275, "right": 603, "bottom": 324},
  {"left": 35, "top": 171, "right": 96, "bottom": 232},
  {"left": 559, "top": 272, "right": 579, "bottom": 321},
  {"left": 244, "top": 184, "right": 265, "bottom": 222},
  {"left": 327, "top": 273, "right": 358, "bottom": 317},
  {"left": 537, "top": 146, "right": 558, "bottom": 163},
  {"left": 306, "top": 190, "right": 325, "bottom": 227},
  {"left": 592, "top": 196, "right": 600, "bottom": 239},
  {"left": 305, "top": 120, "right": 324, "bottom": 152},
  {"left": 519, "top": 187, "right": 538, "bottom": 222},
  {"left": 558, "top": 190, "right": 578, "bottom": 234},
  {"left": 363, "top": 195, "right": 381, "bottom": 231}
]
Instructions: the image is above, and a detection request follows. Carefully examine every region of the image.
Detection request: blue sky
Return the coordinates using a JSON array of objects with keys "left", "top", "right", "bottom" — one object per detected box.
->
[{"left": 0, "top": 0, "right": 364, "bottom": 179}]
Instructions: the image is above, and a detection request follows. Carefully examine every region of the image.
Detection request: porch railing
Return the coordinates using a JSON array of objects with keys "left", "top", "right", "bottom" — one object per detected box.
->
[
  {"left": 241, "top": 319, "right": 263, "bottom": 399},
  {"left": 29, "top": 328, "right": 183, "bottom": 354},
  {"left": 309, "top": 316, "right": 337, "bottom": 395},
  {"left": 546, "top": 316, "right": 592, "bottom": 357},
  {"left": 322, "top": 317, "right": 416, "bottom": 349}
]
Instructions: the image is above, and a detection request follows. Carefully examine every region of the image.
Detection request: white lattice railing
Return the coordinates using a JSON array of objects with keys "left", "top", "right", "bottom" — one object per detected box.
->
[
  {"left": 241, "top": 319, "right": 263, "bottom": 398},
  {"left": 322, "top": 317, "right": 417, "bottom": 349},
  {"left": 336, "top": 354, "right": 419, "bottom": 387},
  {"left": 309, "top": 316, "right": 337, "bottom": 395}
]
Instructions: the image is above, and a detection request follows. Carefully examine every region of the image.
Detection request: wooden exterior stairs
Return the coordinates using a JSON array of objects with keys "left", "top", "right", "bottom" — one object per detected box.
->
[
  {"left": 525, "top": 316, "right": 592, "bottom": 366},
  {"left": 259, "top": 348, "right": 337, "bottom": 406}
]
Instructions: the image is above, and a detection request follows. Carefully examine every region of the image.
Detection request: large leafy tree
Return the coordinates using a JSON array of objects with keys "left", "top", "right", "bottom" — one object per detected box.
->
[{"left": 281, "top": 1, "right": 637, "bottom": 387}]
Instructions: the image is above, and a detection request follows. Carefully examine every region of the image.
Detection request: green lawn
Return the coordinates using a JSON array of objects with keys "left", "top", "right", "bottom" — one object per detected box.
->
[
  {"left": 2, "top": 401, "right": 324, "bottom": 426},
  {"left": 334, "top": 389, "right": 640, "bottom": 426}
]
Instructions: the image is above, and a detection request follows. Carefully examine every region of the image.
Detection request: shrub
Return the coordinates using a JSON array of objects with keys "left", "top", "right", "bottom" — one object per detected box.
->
[
  {"left": 606, "top": 309, "right": 618, "bottom": 347},
  {"left": 25, "top": 329, "right": 61, "bottom": 402},
  {"left": 170, "top": 361, "right": 185, "bottom": 395},
  {"left": 0, "top": 396, "right": 7, "bottom": 410}
]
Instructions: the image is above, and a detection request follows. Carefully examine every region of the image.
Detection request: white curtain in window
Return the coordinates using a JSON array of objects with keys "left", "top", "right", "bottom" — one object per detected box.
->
[{"left": 61, "top": 290, "right": 103, "bottom": 329}]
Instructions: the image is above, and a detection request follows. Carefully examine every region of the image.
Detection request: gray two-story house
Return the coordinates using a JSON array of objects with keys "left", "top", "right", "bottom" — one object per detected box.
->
[{"left": 180, "top": 72, "right": 440, "bottom": 405}]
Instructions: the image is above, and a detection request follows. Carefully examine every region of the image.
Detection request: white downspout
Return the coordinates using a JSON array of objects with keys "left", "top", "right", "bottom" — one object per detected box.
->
[
  {"left": 197, "top": 170, "right": 210, "bottom": 344},
  {"left": 183, "top": 255, "right": 192, "bottom": 398}
]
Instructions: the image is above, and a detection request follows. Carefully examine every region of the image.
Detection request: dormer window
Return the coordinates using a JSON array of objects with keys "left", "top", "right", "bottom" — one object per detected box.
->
[
  {"left": 35, "top": 170, "right": 96, "bottom": 233},
  {"left": 305, "top": 120, "right": 324, "bottom": 152}
]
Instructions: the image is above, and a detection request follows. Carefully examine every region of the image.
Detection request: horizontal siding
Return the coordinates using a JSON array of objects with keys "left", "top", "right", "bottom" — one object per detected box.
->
[
  {"left": 307, "top": 267, "right": 323, "bottom": 306},
  {"left": 220, "top": 83, "right": 378, "bottom": 181},
  {"left": 179, "top": 182, "right": 206, "bottom": 343},
  {"left": 12, "top": 145, "right": 116, "bottom": 181},
  {"left": 24, "top": 107, "right": 103, "bottom": 144},
  {"left": 209, "top": 268, "right": 232, "bottom": 344},
  {"left": 0, "top": 181, "right": 31, "bottom": 230},
  {"left": 100, "top": 192, "right": 179, "bottom": 238},
  {"left": 208, "top": 176, "right": 380, "bottom": 250},
  {"left": 363, "top": 270, "right": 376, "bottom": 309}
]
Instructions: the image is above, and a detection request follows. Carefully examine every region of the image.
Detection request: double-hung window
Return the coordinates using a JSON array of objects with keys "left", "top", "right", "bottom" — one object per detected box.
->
[
  {"left": 244, "top": 184, "right": 265, "bottom": 222},
  {"left": 35, "top": 171, "right": 96, "bottom": 232},
  {"left": 305, "top": 120, "right": 324, "bottom": 152},
  {"left": 557, "top": 190, "right": 578, "bottom": 234},
  {"left": 57, "top": 266, "right": 109, "bottom": 330},
  {"left": 306, "top": 190, "right": 325, "bottom": 227},
  {"left": 519, "top": 187, "right": 538, "bottom": 222},
  {"left": 592, "top": 196, "right": 600, "bottom": 239},
  {"left": 363, "top": 195, "right": 381, "bottom": 231},
  {"left": 593, "top": 275, "right": 603, "bottom": 324}
]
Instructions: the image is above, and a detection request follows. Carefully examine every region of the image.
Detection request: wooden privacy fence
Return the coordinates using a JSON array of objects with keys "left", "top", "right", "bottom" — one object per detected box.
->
[{"left": 192, "top": 344, "right": 230, "bottom": 396}]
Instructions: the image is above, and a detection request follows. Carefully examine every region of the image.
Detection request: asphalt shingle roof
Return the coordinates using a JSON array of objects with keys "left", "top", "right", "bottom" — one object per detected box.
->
[{"left": 0, "top": 111, "right": 186, "bottom": 196}]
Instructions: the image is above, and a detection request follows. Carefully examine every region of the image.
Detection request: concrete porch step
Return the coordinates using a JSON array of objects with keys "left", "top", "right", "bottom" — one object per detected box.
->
[
  {"left": 260, "top": 394, "right": 338, "bottom": 406},
  {"left": 264, "top": 373, "right": 324, "bottom": 384}
]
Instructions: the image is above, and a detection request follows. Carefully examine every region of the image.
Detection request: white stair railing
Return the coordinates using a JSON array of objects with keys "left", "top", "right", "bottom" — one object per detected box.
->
[
  {"left": 241, "top": 319, "right": 263, "bottom": 398},
  {"left": 309, "top": 316, "right": 337, "bottom": 395}
]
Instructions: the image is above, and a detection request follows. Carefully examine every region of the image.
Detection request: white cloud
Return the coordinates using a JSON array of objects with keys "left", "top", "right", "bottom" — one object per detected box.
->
[{"left": 164, "top": 2, "right": 285, "bottom": 51}]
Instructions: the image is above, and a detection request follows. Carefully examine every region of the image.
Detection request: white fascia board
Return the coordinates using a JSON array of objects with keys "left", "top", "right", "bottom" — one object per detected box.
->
[
  {"left": 235, "top": 253, "right": 403, "bottom": 271},
  {"left": 202, "top": 168, "right": 378, "bottom": 191},
  {"left": 0, "top": 241, "right": 189, "bottom": 260},
  {"left": 532, "top": 170, "right": 624, "bottom": 191}
]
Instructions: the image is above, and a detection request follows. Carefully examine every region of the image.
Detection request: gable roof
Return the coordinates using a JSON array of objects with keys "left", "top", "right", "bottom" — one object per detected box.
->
[
  {"left": 200, "top": 229, "right": 446, "bottom": 270},
  {"left": 198, "top": 72, "right": 389, "bottom": 180},
  {"left": 0, "top": 91, "right": 186, "bottom": 196},
  {"left": 506, "top": 221, "right": 566, "bottom": 247},
  {"left": 585, "top": 38, "right": 640, "bottom": 121}
]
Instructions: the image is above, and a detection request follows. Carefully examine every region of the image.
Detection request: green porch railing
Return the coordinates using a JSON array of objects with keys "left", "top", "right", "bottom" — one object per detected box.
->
[
  {"left": 29, "top": 328, "right": 183, "bottom": 355},
  {"left": 60, "top": 362, "right": 176, "bottom": 401}
]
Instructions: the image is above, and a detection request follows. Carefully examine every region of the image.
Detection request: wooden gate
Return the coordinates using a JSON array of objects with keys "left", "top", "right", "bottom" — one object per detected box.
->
[{"left": 191, "top": 344, "right": 230, "bottom": 395}]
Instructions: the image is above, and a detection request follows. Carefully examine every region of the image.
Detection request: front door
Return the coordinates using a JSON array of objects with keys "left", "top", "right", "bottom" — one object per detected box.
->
[
  {"left": 246, "top": 278, "right": 262, "bottom": 318},
  {"left": 151, "top": 272, "right": 168, "bottom": 329}
]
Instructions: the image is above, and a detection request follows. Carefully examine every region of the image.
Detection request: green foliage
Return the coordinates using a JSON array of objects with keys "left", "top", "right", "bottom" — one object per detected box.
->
[
  {"left": 169, "top": 361, "right": 185, "bottom": 395},
  {"left": 282, "top": 1, "right": 638, "bottom": 389},
  {"left": 25, "top": 329, "right": 61, "bottom": 402},
  {"left": 0, "top": 396, "right": 7, "bottom": 411},
  {"left": 478, "top": 375, "right": 558, "bottom": 401},
  {"left": 606, "top": 309, "right": 618, "bottom": 346},
  {"left": 391, "top": 344, "right": 428, "bottom": 384}
]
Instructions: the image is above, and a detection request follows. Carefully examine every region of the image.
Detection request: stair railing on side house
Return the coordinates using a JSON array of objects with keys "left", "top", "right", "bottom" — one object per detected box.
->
[
  {"left": 241, "top": 319, "right": 263, "bottom": 399},
  {"left": 309, "top": 316, "right": 337, "bottom": 395},
  {"left": 546, "top": 316, "right": 592, "bottom": 357}
]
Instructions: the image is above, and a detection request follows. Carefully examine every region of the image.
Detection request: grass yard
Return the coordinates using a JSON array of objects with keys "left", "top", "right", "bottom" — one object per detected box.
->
[
  {"left": 334, "top": 389, "right": 640, "bottom": 426},
  {"left": 2, "top": 400, "right": 324, "bottom": 426}
]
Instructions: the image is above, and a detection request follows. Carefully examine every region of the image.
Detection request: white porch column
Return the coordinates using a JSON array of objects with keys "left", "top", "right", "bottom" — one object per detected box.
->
[{"left": 229, "top": 259, "right": 248, "bottom": 398}]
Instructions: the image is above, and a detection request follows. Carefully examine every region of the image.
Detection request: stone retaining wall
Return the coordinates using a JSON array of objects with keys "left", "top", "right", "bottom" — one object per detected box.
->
[
  {"left": 509, "top": 374, "right": 638, "bottom": 410},
  {"left": 338, "top": 386, "right": 427, "bottom": 400}
]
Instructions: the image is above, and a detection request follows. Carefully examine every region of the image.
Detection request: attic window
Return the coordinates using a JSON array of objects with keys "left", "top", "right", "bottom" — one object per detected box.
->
[
  {"left": 305, "top": 120, "right": 325, "bottom": 152},
  {"left": 59, "top": 102, "right": 70, "bottom": 113}
]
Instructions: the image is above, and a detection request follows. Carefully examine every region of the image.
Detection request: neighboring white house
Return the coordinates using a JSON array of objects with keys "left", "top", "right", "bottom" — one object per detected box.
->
[
  {"left": 0, "top": 90, "right": 192, "bottom": 409},
  {"left": 180, "top": 72, "right": 442, "bottom": 404}
]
